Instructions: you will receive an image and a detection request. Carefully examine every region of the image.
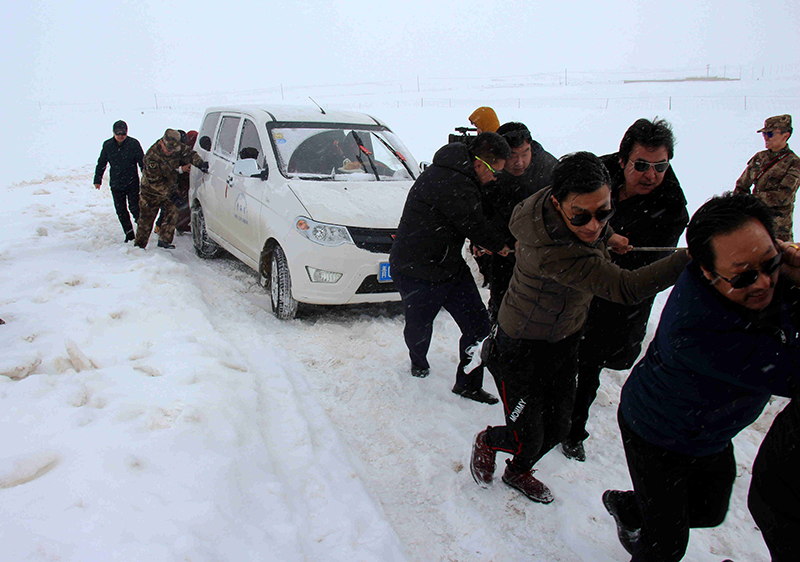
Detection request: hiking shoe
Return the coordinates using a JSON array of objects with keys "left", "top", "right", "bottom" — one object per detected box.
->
[
  {"left": 561, "top": 440, "right": 586, "bottom": 462},
  {"left": 157, "top": 240, "right": 176, "bottom": 249},
  {"left": 411, "top": 365, "right": 430, "bottom": 378},
  {"left": 124, "top": 232, "right": 135, "bottom": 243},
  {"left": 602, "top": 490, "right": 640, "bottom": 555},
  {"left": 470, "top": 428, "right": 496, "bottom": 487},
  {"left": 452, "top": 386, "right": 499, "bottom": 405},
  {"left": 502, "top": 464, "right": 554, "bottom": 504}
]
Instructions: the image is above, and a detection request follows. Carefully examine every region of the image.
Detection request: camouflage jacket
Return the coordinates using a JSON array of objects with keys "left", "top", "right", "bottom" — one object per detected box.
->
[
  {"left": 141, "top": 141, "right": 205, "bottom": 196},
  {"left": 734, "top": 145, "right": 800, "bottom": 217}
]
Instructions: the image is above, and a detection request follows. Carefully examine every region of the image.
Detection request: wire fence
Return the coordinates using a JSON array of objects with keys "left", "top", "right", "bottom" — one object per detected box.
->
[{"left": 33, "top": 63, "right": 800, "bottom": 115}]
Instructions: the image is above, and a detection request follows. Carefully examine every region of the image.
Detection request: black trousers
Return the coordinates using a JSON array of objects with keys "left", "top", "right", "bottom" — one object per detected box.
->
[
  {"left": 111, "top": 187, "right": 140, "bottom": 238},
  {"left": 748, "top": 400, "right": 800, "bottom": 562},
  {"left": 484, "top": 329, "right": 581, "bottom": 472},
  {"left": 487, "top": 254, "right": 515, "bottom": 323},
  {"left": 393, "top": 269, "right": 490, "bottom": 390},
  {"left": 617, "top": 410, "right": 736, "bottom": 562},
  {"left": 568, "top": 296, "right": 655, "bottom": 444}
]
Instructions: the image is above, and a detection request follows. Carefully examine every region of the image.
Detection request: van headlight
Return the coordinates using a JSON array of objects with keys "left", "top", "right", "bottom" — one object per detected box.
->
[{"left": 295, "top": 217, "right": 354, "bottom": 246}]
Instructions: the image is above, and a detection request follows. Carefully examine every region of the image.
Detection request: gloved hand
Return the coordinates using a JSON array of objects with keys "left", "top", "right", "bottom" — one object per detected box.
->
[{"left": 198, "top": 161, "right": 209, "bottom": 173}]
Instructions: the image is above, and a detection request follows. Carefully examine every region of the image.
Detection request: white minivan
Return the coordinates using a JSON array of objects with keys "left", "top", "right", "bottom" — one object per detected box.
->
[{"left": 189, "top": 105, "right": 419, "bottom": 319}]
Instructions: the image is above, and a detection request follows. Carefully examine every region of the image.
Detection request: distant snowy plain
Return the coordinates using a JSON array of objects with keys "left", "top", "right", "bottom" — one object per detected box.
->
[{"left": 2, "top": 76, "right": 798, "bottom": 561}]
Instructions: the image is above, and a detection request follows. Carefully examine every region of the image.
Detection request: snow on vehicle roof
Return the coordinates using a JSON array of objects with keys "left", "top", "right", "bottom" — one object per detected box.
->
[{"left": 202, "top": 104, "right": 385, "bottom": 127}]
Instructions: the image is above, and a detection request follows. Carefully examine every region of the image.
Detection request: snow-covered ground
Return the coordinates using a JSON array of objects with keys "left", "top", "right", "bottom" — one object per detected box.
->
[{"left": 2, "top": 77, "right": 798, "bottom": 561}]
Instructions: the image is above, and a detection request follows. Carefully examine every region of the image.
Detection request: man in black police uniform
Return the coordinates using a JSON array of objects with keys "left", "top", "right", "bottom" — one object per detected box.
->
[
  {"left": 390, "top": 133, "right": 511, "bottom": 404},
  {"left": 94, "top": 120, "right": 144, "bottom": 242}
]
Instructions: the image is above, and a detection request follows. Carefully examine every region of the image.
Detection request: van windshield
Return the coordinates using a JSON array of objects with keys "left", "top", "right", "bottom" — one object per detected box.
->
[{"left": 271, "top": 127, "right": 415, "bottom": 181}]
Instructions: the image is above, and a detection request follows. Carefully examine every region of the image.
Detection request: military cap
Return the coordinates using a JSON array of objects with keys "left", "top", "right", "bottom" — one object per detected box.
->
[
  {"left": 757, "top": 114, "right": 792, "bottom": 133},
  {"left": 113, "top": 120, "right": 128, "bottom": 134},
  {"left": 162, "top": 128, "right": 182, "bottom": 150}
]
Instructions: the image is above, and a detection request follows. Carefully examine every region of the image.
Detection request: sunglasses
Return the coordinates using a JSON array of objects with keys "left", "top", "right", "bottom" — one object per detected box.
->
[
  {"left": 714, "top": 252, "right": 783, "bottom": 289},
  {"left": 565, "top": 206, "right": 615, "bottom": 227},
  {"left": 475, "top": 156, "right": 501, "bottom": 177},
  {"left": 762, "top": 131, "right": 788, "bottom": 139},
  {"left": 632, "top": 160, "right": 670, "bottom": 173},
  {"left": 114, "top": 131, "right": 127, "bottom": 136}
]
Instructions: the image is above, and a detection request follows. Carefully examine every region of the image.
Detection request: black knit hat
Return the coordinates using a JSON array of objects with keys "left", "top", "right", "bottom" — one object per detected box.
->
[{"left": 113, "top": 120, "right": 128, "bottom": 134}]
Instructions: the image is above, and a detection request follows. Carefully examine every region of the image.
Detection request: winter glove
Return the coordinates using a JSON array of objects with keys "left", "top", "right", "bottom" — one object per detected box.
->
[{"left": 198, "top": 161, "right": 209, "bottom": 173}]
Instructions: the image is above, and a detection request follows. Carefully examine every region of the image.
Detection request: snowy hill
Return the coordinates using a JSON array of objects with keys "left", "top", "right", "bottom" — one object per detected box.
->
[{"left": 2, "top": 76, "right": 798, "bottom": 561}]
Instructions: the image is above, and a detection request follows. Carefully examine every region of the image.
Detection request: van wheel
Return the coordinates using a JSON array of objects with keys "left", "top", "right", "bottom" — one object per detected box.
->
[
  {"left": 270, "top": 245, "right": 298, "bottom": 320},
  {"left": 191, "top": 205, "right": 220, "bottom": 259}
]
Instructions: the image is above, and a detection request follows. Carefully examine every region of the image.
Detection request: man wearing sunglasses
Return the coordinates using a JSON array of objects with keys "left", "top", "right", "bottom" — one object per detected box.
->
[
  {"left": 735, "top": 114, "right": 800, "bottom": 241},
  {"left": 470, "top": 152, "right": 688, "bottom": 504},
  {"left": 390, "top": 133, "right": 512, "bottom": 404},
  {"left": 563, "top": 118, "right": 689, "bottom": 462},
  {"left": 604, "top": 193, "right": 800, "bottom": 561}
]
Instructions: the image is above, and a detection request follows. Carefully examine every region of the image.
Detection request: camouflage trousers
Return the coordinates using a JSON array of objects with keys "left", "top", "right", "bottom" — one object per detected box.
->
[
  {"left": 774, "top": 215, "right": 794, "bottom": 242},
  {"left": 134, "top": 187, "right": 178, "bottom": 248}
]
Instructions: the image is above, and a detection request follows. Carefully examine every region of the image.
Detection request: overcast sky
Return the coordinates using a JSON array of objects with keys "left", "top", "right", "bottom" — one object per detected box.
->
[{"left": 3, "top": 0, "right": 799, "bottom": 105}]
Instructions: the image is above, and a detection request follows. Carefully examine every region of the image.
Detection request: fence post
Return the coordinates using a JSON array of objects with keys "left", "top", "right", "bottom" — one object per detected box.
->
[
  {"left": 154, "top": 93, "right": 159, "bottom": 110},
  {"left": 744, "top": 96, "right": 747, "bottom": 110},
  {"left": 669, "top": 97, "right": 672, "bottom": 110}
]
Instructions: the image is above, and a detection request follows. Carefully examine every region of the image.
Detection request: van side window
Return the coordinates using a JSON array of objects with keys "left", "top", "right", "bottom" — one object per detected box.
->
[
  {"left": 198, "top": 112, "right": 221, "bottom": 151},
  {"left": 239, "top": 119, "right": 266, "bottom": 170},
  {"left": 215, "top": 116, "right": 241, "bottom": 161}
]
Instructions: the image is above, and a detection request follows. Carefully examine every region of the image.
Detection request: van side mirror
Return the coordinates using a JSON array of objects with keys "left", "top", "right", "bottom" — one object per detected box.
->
[
  {"left": 199, "top": 136, "right": 212, "bottom": 151},
  {"left": 233, "top": 158, "right": 268, "bottom": 180}
]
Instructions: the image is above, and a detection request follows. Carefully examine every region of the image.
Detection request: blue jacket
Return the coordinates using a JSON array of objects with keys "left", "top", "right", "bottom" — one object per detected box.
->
[{"left": 620, "top": 261, "right": 800, "bottom": 456}]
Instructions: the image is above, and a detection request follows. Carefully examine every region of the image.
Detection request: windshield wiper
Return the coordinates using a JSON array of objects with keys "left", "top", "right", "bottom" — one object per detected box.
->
[
  {"left": 350, "top": 131, "right": 380, "bottom": 181},
  {"left": 372, "top": 132, "right": 414, "bottom": 179}
]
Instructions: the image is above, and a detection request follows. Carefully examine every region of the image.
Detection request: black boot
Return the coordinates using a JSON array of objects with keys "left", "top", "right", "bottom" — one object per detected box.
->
[
  {"left": 452, "top": 386, "right": 498, "bottom": 404},
  {"left": 157, "top": 240, "right": 176, "bottom": 249}
]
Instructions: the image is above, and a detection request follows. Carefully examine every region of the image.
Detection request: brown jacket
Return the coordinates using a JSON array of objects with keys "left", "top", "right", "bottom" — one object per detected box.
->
[{"left": 497, "top": 188, "right": 689, "bottom": 342}]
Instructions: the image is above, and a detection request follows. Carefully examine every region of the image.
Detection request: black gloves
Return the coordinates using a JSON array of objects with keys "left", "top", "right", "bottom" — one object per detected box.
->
[{"left": 198, "top": 161, "right": 209, "bottom": 173}]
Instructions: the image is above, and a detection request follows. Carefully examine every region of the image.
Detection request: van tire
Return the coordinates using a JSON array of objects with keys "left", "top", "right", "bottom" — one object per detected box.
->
[
  {"left": 191, "top": 205, "right": 221, "bottom": 259},
  {"left": 270, "top": 245, "right": 298, "bottom": 320}
]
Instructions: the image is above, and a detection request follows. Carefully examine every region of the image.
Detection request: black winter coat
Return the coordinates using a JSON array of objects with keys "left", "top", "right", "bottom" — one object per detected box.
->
[
  {"left": 601, "top": 152, "right": 689, "bottom": 269},
  {"left": 579, "top": 153, "right": 689, "bottom": 370},
  {"left": 484, "top": 140, "right": 558, "bottom": 246},
  {"left": 94, "top": 136, "right": 144, "bottom": 192},
  {"left": 389, "top": 143, "right": 507, "bottom": 283}
]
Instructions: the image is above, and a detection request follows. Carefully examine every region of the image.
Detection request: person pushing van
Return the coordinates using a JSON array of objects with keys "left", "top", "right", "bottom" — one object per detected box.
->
[{"left": 134, "top": 129, "right": 208, "bottom": 250}]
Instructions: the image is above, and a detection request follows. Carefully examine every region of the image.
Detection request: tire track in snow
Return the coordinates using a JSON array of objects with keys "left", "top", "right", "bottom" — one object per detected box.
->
[{"left": 175, "top": 247, "right": 409, "bottom": 562}]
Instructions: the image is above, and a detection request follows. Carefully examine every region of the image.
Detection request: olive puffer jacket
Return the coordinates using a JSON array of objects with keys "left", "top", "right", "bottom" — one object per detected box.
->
[{"left": 497, "top": 188, "right": 689, "bottom": 342}]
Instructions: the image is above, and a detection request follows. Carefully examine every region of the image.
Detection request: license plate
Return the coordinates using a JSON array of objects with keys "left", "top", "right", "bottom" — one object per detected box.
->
[{"left": 379, "top": 262, "right": 392, "bottom": 282}]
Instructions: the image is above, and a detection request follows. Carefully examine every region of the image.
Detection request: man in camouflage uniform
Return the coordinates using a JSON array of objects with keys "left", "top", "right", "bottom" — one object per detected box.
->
[
  {"left": 735, "top": 114, "right": 800, "bottom": 241},
  {"left": 134, "top": 129, "right": 207, "bottom": 249}
]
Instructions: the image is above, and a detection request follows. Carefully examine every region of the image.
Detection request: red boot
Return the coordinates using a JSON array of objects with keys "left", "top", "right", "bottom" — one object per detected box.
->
[
  {"left": 470, "top": 428, "right": 496, "bottom": 487},
  {"left": 502, "top": 463, "right": 554, "bottom": 504}
]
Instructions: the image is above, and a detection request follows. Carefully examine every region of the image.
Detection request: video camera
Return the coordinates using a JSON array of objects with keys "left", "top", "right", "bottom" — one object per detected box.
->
[{"left": 448, "top": 126, "right": 478, "bottom": 146}]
